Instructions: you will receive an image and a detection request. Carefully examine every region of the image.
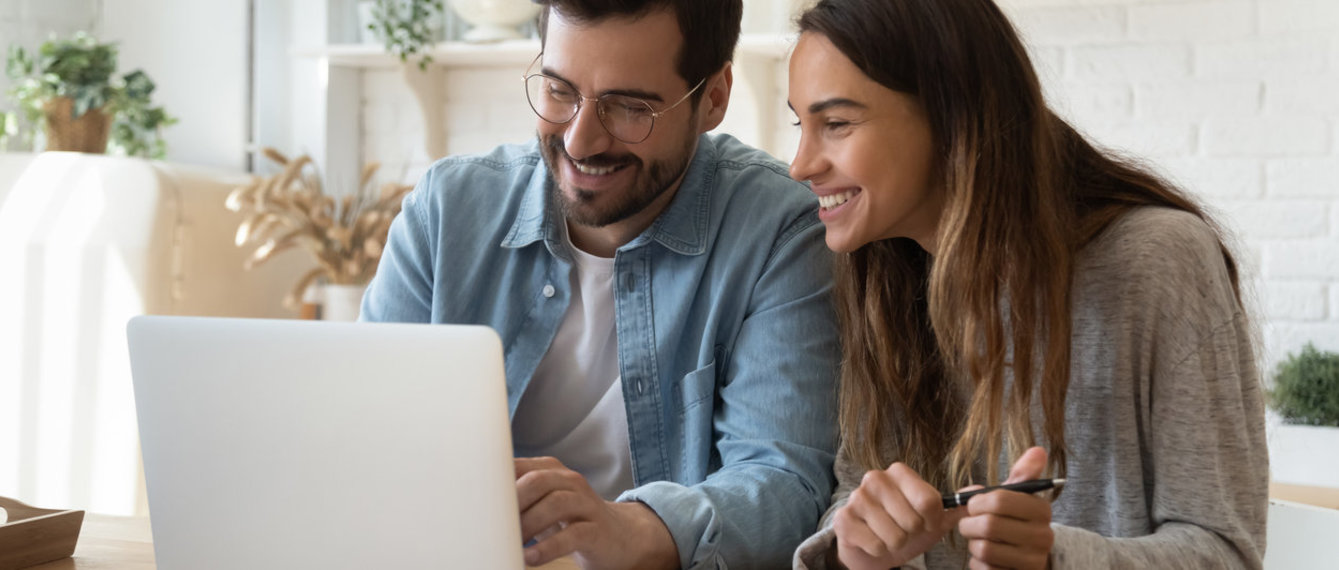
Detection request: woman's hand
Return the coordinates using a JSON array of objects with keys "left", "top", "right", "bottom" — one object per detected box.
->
[
  {"left": 833, "top": 462, "right": 967, "bottom": 570},
  {"left": 957, "top": 446, "right": 1055, "bottom": 570}
]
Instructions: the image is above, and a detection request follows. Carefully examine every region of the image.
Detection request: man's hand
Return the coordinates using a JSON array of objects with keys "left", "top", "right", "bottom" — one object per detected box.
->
[
  {"left": 515, "top": 457, "right": 678, "bottom": 570},
  {"left": 832, "top": 462, "right": 966, "bottom": 570},
  {"left": 957, "top": 446, "right": 1055, "bottom": 570}
]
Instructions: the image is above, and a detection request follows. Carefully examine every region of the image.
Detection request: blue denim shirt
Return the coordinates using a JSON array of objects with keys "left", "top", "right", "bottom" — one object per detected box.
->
[{"left": 361, "top": 133, "right": 839, "bottom": 568}]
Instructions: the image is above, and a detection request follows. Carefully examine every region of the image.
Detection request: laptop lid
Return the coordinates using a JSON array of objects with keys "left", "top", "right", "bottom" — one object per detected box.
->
[{"left": 127, "top": 316, "right": 522, "bottom": 569}]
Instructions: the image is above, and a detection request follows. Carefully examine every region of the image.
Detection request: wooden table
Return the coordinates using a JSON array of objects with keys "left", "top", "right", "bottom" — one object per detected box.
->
[
  {"left": 27, "top": 514, "right": 153, "bottom": 570},
  {"left": 28, "top": 514, "right": 578, "bottom": 569}
]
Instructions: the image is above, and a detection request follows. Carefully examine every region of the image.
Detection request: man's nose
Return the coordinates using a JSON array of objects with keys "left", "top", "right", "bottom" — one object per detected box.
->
[{"left": 562, "top": 100, "right": 614, "bottom": 160}]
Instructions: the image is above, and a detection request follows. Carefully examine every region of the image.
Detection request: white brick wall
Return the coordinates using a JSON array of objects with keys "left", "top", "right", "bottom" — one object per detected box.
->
[
  {"left": 360, "top": 0, "right": 1339, "bottom": 370},
  {"left": 1002, "top": 0, "right": 1339, "bottom": 370},
  {"left": 1330, "top": 283, "right": 1339, "bottom": 319},
  {"left": 1264, "top": 281, "right": 1327, "bottom": 322},
  {"left": 361, "top": 62, "right": 532, "bottom": 186}
]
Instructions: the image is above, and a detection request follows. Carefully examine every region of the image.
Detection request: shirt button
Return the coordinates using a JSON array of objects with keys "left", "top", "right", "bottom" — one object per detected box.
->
[{"left": 542, "top": 284, "right": 555, "bottom": 298}]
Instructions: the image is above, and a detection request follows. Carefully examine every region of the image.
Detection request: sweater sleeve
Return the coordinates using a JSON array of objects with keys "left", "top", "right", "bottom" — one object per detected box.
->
[
  {"left": 792, "top": 445, "right": 858, "bottom": 570},
  {"left": 1051, "top": 209, "right": 1268, "bottom": 568},
  {"left": 1052, "top": 314, "right": 1268, "bottom": 569}
]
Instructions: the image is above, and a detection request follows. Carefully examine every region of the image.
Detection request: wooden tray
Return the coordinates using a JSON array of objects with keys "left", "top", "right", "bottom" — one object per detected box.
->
[{"left": 0, "top": 496, "right": 84, "bottom": 570}]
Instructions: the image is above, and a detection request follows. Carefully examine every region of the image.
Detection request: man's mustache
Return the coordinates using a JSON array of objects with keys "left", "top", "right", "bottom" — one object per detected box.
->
[{"left": 542, "top": 135, "right": 641, "bottom": 170}]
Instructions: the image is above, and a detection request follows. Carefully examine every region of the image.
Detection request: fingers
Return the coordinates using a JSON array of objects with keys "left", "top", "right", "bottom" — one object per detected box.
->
[
  {"left": 833, "top": 503, "right": 898, "bottom": 559},
  {"left": 833, "top": 464, "right": 959, "bottom": 566},
  {"left": 964, "top": 489, "right": 1053, "bottom": 525},
  {"left": 965, "top": 537, "right": 1050, "bottom": 569},
  {"left": 958, "top": 511, "right": 1054, "bottom": 548},
  {"left": 968, "top": 557, "right": 1007, "bottom": 570},
  {"left": 833, "top": 467, "right": 925, "bottom": 559},
  {"left": 514, "top": 459, "right": 602, "bottom": 547},
  {"left": 959, "top": 488, "right": 1054, "bottom": 570},
  {"left": 1004, "top": 446, "right": 1048, "bottom": 484},
  {"left": 523, "top": 520, "right": 596, "bottom": 567},
  {"left": 883, "top": 464, "right": 947, "bottom": 521},
  {"left": 516, "top": 462, "right": 589, "bottom": 512},
  {"left": 858, "top": 473, "right": 922, "bottom": 542},
  {"left": 519, "top": 485, "right": 591, "bottom": 541},
  {"left": 514, "top": 455, "right": 565, "bottom": 478}
]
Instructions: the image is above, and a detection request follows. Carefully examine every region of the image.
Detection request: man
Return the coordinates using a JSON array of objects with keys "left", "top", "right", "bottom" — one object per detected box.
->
[{"left": 361, "top": 1, "right": 839, "bottom": 568}]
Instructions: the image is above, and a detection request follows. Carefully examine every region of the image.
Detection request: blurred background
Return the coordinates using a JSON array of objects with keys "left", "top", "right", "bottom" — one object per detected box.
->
[{"left": 0, "top": 0, "right": 1335, "bottom": 523}]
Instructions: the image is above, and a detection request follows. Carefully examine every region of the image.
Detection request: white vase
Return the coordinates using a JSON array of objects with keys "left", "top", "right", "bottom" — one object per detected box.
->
[
  {"left": 448, "top": 0, "right": 542, "bottom": 43},
  {"left": 323, "top": 283, "right": 368, "bottom": 322},
  {"left": 1268, "top": 420, "right": 1339, "bottom": 488}
]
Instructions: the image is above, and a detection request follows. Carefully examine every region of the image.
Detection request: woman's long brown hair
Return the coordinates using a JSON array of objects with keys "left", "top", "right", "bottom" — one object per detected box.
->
[{"left": 799, "top": 0, "right": 1242, "bottom": 490}]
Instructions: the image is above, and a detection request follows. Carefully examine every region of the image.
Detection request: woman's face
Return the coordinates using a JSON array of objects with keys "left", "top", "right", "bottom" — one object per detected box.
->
[{"left": 788, "top": 32, "right": 942, "bottom": 254}]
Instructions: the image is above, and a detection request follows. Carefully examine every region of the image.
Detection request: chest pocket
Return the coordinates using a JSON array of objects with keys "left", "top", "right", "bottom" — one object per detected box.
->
[{"left": 674, "top": 360, "right": 716, "bottom": 413}]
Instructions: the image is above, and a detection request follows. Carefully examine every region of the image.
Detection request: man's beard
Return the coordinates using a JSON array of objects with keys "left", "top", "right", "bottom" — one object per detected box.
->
[{"left": 539, "top": 131, "right": 696, "bottom": 228}]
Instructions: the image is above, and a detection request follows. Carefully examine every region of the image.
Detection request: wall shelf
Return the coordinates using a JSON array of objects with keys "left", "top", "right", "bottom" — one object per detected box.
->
[
  {"left": 294, "top": 39, "right": 540, "bottom": 69},
  {"left": 294, "top": 33, "right": 792, "bottom": 69},
  {"left": 290, "top": 33, "right": 795, "bottom": 185}
]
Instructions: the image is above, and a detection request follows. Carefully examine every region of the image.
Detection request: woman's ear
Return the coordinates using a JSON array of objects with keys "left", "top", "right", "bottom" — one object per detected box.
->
[{"left": 696, "top": 63, "right": 733, "bottom": 133}]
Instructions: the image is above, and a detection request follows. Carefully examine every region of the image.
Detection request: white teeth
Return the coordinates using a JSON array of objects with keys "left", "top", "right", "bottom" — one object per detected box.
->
[
  {"left": 819, "top": 190, "right": 856, "bottom": 210},
  {"left": 574, "top": 162, "right": 616, "bottom": 176}
]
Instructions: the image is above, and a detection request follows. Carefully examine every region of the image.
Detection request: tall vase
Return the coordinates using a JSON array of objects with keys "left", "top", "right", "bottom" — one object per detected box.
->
[
  {"left": 448, "top": 0, "right": 541, "bottom": 43},
  {"left": 400, "top": 62, "right": 447, "bottom": 160},
  {"left": 322, "top": 283, "right": 368, "bottom": 322}
]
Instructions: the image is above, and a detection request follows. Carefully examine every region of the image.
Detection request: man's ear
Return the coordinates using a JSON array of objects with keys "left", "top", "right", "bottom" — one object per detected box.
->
[{"left": 696, "top": 62, "right": 732, "bottom": 133}]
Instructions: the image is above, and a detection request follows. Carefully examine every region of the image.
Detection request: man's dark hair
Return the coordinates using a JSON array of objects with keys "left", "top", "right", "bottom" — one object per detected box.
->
[{"left": 535, "top": 0, "right": 742, "bottom": 99}]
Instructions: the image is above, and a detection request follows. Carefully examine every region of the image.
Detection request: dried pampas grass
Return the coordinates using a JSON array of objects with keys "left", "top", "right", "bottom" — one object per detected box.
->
[{"left": 226, "top": 148, "right": 413, "bottom": 308}]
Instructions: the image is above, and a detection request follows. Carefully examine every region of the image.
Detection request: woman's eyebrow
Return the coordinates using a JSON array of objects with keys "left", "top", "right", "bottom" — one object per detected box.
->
[{"left": 807, "top": 97, "right": 868, "bottom": 114}]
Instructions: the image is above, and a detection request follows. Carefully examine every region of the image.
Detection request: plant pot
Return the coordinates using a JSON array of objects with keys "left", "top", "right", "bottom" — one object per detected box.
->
[
  {"left": 448, "top": 0, "right": 541, "bottom": 43},
  {"left": 1268, "top": 421, "right": 1339, "bottom": 488},
  {"left": 322, "top": 283, "right": 368, "bottom": 322},
  {"left": 43, "top": 97, "right": 111, "bottom": 154}
]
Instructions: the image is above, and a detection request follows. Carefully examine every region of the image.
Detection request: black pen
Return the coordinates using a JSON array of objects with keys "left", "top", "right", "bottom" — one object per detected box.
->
[{"left": 942, "top": 478, "right": 1066, "bottom": 509}]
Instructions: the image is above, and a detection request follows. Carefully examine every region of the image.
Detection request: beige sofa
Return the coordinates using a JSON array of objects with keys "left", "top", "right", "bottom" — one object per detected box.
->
[{"left": 0, "top": 152, "right": 308, "bottom": 515}]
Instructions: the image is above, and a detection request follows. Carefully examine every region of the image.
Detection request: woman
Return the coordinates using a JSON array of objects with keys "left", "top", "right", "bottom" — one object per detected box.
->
[{"left": 786, "top": 1, "right": 1267, "bottom": 569}]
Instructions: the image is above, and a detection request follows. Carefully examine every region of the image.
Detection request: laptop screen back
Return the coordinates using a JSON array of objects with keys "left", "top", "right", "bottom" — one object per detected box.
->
[{"left": 127, "top": 316, "right": 522, "bottom": 569}]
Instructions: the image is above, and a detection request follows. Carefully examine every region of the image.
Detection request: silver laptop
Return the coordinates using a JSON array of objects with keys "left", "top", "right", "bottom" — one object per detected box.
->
[{"left": 127, "top": 316, "right": 523, "bottom": 569}]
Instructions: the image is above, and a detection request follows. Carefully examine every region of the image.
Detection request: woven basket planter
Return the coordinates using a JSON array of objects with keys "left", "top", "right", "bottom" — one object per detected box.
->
[{"left": 43, "top": 97, "right": 111, "bottom": 154}]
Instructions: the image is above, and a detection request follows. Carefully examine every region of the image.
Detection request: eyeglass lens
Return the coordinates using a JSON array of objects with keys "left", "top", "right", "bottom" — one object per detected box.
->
[{"left": 524, "top": 74, "right": 658, "bottom": 143}]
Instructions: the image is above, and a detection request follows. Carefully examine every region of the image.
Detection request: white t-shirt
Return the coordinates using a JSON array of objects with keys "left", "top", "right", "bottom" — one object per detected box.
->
[{"left": 510, "top": 230, "right": 634, "bottom": 500}]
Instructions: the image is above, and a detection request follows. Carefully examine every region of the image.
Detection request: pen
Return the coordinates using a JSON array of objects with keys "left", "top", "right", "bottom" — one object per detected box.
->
[{"left": 942, "top": 478, "right": 1066, "bottom": 509}]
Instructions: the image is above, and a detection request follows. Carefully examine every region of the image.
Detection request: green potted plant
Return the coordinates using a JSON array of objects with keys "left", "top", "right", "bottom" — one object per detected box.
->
[
  {"left": 2, "top": 32, "right": 175, "bottom": 158},
  {"left": 1268, "top": 343, "right": 1339, "bottom": 489},
  {"left": 367, "top": 0, "right": 446, "bottom": 70}
]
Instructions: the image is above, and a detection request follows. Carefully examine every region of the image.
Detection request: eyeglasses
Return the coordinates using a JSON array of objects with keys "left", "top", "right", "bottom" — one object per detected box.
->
[{"left": 522, "top": 53, "right": 706, "bottom": 144}]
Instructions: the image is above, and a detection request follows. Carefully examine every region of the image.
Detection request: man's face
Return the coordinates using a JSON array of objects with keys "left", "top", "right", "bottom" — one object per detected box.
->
[{"left": 536, "top": 8, "right": 703, "bottom": 230}]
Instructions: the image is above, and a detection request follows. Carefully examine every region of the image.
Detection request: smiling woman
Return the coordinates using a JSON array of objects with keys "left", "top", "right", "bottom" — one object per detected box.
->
[
  {"left": 788, "top": 34, "right": 940, "bottom": 255},
  {"left": 787, "top": 0, "right": 1267, "bottom": 569}
]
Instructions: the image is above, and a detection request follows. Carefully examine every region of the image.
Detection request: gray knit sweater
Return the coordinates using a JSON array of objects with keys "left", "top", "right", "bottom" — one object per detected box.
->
[{"left": 794, "top": 207, "right": 1268, "bottom": 569}]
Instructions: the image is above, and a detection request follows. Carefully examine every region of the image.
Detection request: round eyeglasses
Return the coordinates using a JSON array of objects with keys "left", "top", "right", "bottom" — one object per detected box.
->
[{"left": 522, "top": 54, "right": 706, "bottom": 144}]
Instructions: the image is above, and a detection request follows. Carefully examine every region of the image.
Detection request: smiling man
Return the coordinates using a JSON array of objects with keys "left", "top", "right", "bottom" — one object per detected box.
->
[{"left": 361, "top": 1, "right": 839, "bottom": 568}]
